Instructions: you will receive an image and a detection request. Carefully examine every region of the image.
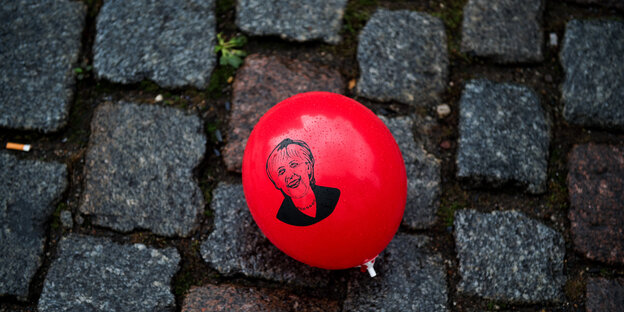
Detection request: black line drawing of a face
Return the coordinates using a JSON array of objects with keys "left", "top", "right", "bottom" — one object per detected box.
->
[
  {"left": 266, "top": 139, "right": 315, "bottom": 199},
  {"left": 266, "top": 138, "right": 340, "bottom": 226}
]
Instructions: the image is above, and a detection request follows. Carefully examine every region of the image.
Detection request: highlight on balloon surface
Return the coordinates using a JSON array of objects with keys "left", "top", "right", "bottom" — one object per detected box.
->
[{"left": 242, "top": 92, "right": 406, "bottom": 276}]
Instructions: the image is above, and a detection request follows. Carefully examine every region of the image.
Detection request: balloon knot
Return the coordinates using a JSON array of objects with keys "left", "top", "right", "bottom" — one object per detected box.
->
[{"left": 361, "top": 259, "right": 377, "bottom": 277}]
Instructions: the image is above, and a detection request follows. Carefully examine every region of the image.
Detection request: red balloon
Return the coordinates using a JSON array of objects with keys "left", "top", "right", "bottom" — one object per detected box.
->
[{"left": 242, "top": 92, "right": 406, "bottom": 270}]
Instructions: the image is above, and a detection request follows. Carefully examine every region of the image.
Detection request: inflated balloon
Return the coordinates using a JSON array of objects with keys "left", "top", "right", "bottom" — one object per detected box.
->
[{"left": 242, "top": 92, "right": 406, "bottom": 274}]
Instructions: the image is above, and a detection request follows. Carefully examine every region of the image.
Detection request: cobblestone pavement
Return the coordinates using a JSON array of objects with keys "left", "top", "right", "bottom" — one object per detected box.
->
[{"left": 1, "top": 0, "right": 623, "bottom": 311}]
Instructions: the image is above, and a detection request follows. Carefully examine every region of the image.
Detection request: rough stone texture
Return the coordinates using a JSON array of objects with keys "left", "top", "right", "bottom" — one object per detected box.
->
[
  {"left": 201, "top": 183, "right": 333, "bottom": 287},
  {"left": 182, "top": 284, "right": 340, "bottom": 312},
  {"left": 80, "top": 101, "right": 206, "bottom": 237},
  {"left": 93, "top": 0, "right": 216, "bottom": 88},
  {"left": 567, "top": 144, "right": 624, "bottom": 264},
  {"left": 565, "top": 0, "right": 624, "bottom": 9},
  {"left": 224, "top": 54, "right": 344, "bottom": 172},
  {"left": 0, "top": 0, "right": 85, "bottom": 132},
  {"left": 0, "top": 153, "right": 67, "bottom": 299},
  {"left": 60, "top": 210, "right": 73, "bottom": 229},
  {"left": 378, "top": 115, "right": 440, "bottom": 229},
  {"left": 357, "top": 9, "right": 448, "bottom": 106},
  {"left": 454, "top": 210, "right": 565, "bottom": 303},
  {"left": 561, "top": 20, "right": 624, "bottom": 129},
  {"left": 343, "top": 234, "right": 448, "bottom": 312},
  {"left": 586, "top": 278, "right": 624, "bottom": 312},
  {"left": 38, "top": 234, "right": 180, "bottom": 311},
  {"left": 461, "top": 0, "right": 544, "bottom": 63},
  {"left": 457, "top": 79, "right": 550, "bottom": 194},
  {"left": 236, "top": 0, "right": 347, "bottom": 44}
]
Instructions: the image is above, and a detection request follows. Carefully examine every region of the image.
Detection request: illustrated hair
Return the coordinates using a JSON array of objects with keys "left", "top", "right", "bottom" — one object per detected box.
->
[{"left": 266, "top": 138, "right": 315, "bottom": 188}]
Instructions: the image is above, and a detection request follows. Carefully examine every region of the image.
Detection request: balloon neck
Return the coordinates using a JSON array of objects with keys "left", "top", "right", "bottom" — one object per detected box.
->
[{"left": 360, "top": 258, "right": 377, "bottom": 277}]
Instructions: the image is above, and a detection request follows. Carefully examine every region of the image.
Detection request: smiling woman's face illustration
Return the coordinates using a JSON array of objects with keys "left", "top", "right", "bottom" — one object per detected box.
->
[{"left": 270, "top": 155, "right": 312, "bottom": 199}]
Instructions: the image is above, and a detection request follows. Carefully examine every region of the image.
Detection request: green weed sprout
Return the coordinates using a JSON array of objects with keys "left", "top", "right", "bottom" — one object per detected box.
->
[{"left": 214, "top": 33, "right": 247, "bottom": 68}]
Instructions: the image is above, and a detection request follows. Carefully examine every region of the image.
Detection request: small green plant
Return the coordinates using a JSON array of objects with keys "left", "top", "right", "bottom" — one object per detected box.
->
[
  {"left": 214, "top": 33, "right": 247, "bottom": 68},
  {"left": 438, "top": 201, "right": 464, "bottom": 227},
  {"left": 73, "top": 65, "right": 92, "bottom": 80}
]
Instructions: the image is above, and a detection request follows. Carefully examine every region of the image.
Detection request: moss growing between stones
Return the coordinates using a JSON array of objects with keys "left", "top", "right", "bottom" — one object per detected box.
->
[
  {"left": 216, "top": 0, "right": 235, "bottom": 16},
  {"left": 431, "top": 0, "right": 471, "bottom": 62},
  {"left": 51, "top": 202, "right": 68, "bottom": 229},
  {"left": 343, "top": 0, "right": 378, "bottom": 35},
  {"left": 321, "top": 0, "right": 378, "bottom": 59},
  {"left": 438, "top": 200, "right": 465, "bottom": 227},
  {"left": 139, "top": 80, "right": 161, "bottom": 93},
  {"left": 173, "top": 270, "right": 194, "bottom": 298},
  {"left": 205, "top": 66, "right": 236, "bottom": 100}
]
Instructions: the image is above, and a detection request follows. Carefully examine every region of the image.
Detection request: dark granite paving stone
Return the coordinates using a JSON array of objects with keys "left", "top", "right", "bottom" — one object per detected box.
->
[
  {"left": 561, "top": 20, "right": 624, "bottom": 129},
  {"left": 461, "top": 0, "right": 544, "bottom": 63},
  {"left": 567, "top": 144, "right": 624, "bottom": 264},
  {"left": 454, "top": 210, "right": 565, "bottom": 303},
  {"left": 182, "top": 284, "right": 340, "bottom": 312},
  {"left": 343, "top": 234, "right": 448, "bottom": 312},
  {"left": 457, "top": 79, "right": 550, "bottom": 194},
  {"left": 378, "top": 115, "right": 440, "bottom": 229},
  {"left": 93, "top": 0, "right": 216, "bottom": 88},
  {"left": 356, "top": 9, "right": 448, "bottom": 106},
  {"left": 200, "top": 183, "right": 334, "bottom": 287},
  {"left": 79, "top": 101, "right": 206, "bottom": 237},
  {"left": 0, "top": 0, "right": 85, "bottom": 132},
  {"left": 236, "top": 0, "right": 347, "bottom": 44},
  {"left": 38, "top": 234, "right": 180, "bottom": 312},
  {"left": 224, "top": 54, "right": 344, "bottom": 172},
  {"left": 586, "top": 278, "right": 624, "bottom": 312},
  {"left": 0, "top": 153, "right": 67, "bottom": 299}
]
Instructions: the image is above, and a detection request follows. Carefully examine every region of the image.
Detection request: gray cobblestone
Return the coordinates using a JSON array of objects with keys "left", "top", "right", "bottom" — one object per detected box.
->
[
  {"left": 94, "top": 0, "right": 216, "bottom": 88},
  {"left": 0, "top": 0, "right": 85, "bottom": 132},
  {"left": 357, "top": 9, "right": 448, "bottom": 106}
]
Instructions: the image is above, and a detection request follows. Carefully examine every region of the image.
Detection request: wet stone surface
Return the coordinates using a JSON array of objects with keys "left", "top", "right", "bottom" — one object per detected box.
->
[
  {"left": 236, "top": 0, "right": 347, "bottom": 44},
  {"left": 586, "top": 277, "right": 624, "bottom": 312},
  {"left": 461, "top": 0, "right": 544, "bottom": 63},
  {"left": 93, "top": 0, "right": 216, "bottom": 88},
  {"left": 200, "top": 183, "right": 334, "bottom": 287},
  {"left": 343, "top": 234, "right": 448, "bottom": 312},
  {"left": 454, "top": 210, "right": 565, "bottom": 303},
  {"left": 38, "top": 234, "right": 180, "bottom": 312},
  {"left": 378, "top": 115, "right": 440, "bottom": 229},
  {"left": 457, "top": 79, "right": 550, "bottom": 194},
  {"left": 80, "top": 101, "right": 206, "bottom": 237},
  {"left": 224, "top": 54, "right": 344, "bottom": 172},
  {"left": 357, "top": 9, "right": 448, "bottom": 107},
  {"left": 0, "top": 153, "right": 67, "bottom": 299},
  {"left": 561, "top": 19, "right": 624, "bottom": 129},
  {"left": 567, "top": 144, "right": 624, "bottom": 264},
  {"left": 182, "top": 284, "right": 340, "bottom": 312},
  {"left": 0, "top": 0, "right": 85, "bottom": 132}
]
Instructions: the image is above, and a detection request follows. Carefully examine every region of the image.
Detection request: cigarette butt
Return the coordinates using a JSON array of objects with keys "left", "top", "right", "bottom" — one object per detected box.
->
[
  {"left": 6, "top": 142, "right": 31, "bottom": 152},
  {"left": 348, "top": 79, "right": 356, "bottom": 90}
]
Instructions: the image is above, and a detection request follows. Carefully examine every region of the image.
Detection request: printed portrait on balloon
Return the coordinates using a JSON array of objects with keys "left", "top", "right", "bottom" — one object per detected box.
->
[{"left": 266, "top": 138, "right": 340, "bottom": 226}]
